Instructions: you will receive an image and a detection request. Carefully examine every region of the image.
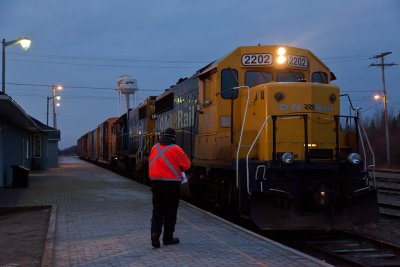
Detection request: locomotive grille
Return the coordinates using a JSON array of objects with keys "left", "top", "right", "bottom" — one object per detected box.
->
[{"left": 308, "top": 149, "right": 333, "bottom": 160}]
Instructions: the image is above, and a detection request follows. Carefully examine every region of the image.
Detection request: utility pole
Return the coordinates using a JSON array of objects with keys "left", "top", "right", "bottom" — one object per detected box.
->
[
  {"left": 370, "top": 52, "right": 397, "bottom": 165},
  {"left": 52, "top": 85, "right": 56, "bottom": 129}
]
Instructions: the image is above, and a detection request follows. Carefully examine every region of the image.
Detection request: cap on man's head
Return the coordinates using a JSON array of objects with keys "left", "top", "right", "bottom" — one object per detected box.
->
[{"left": 163, "top": 128, "right": 176, "bottom": 138}]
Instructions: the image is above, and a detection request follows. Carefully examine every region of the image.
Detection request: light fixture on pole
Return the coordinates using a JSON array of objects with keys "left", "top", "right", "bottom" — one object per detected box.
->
[
  {"left": 2, "top": 37, "right": 31, "bottom": 94},
  {"left": 47, "top": 85, "right": 63, "bottom": 128},
  {"left": 373, "top": 93, "right": 384, "bottom": 101}
]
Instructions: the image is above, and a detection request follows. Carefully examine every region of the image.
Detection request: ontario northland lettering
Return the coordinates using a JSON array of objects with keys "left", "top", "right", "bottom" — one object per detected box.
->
[
  {"left": 278, "top": 103, "right": 333, "bottom": 112},
  {"left": 157, "top": 105, "right": 195, "bottom": 132}
]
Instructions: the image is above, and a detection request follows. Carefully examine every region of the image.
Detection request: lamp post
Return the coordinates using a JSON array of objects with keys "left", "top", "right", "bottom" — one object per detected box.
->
[
  {"left": 47, "top": 85, "right": 62, "bottom": 128},
  {"left": 2, "top": 37, "right": 31, "bottom": 94}
]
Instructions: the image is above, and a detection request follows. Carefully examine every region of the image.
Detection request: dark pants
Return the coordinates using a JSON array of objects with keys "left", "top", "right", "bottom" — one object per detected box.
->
[{"left": 151, "top": 180, "right": 181, "bottom": 240}]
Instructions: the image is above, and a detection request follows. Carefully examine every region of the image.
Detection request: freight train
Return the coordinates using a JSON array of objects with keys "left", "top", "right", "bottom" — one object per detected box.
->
[{"left": 78, "top": 45, "right": 378, "bottom": 230}]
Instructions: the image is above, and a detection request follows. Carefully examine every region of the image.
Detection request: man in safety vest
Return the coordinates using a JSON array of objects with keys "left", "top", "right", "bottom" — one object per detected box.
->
[{"left": 149, "top": 128, "right": 191, "bottom": 248}]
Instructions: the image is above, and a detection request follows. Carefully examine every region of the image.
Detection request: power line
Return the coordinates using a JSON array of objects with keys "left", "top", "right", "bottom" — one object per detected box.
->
[
  {"left": 7, "top": 58, "right": 201, "bottom": 69},
  {"left": 324, "top": 58, "right": 370, "bottom": 64},
  {"left": 322, "top": 54, "right": 371, "bottom": 60},
  {"left": 8, "top": 51, "right": 377, "bottom": 69},
  {"left": 7, "top": 82, "right": 164, "bottom": 92},
  {"left": 11, "top": 51, "right": 371, "bottom": 64},
  {"left": 341, "top": 90, "right": 376, "bottom": 93},
  {"left": 8, "top": 51, "right": 209, "bottom": 64}
]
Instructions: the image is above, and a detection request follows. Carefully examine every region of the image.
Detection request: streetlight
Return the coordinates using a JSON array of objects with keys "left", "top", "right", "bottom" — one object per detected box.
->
[
  {"left": 373, "top": 94, "right": 382, "bottom": 101},
  {"left": 2, "top": 37, "right": 31, "bottom": 94},
  {"left": 47, "top": 85, "right": 63, "bottom": 128}
]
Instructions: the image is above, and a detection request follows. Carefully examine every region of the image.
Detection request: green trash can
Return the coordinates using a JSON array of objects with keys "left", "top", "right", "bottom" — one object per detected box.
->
[{"left": 12, "top": 165, "right": 30, "bottom": 188}]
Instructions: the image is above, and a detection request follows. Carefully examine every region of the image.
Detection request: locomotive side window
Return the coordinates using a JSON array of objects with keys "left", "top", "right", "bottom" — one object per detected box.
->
[
  {"left": 245, "top": 71, "right": 272, "bottom": 87},
  {"left": 155, "top": 93, "right": 174, "bottom": 114},
  {"left": 277, "top": 72, "right": 305, "bottom": 82},
  {"left": 221, "top": 69, "right": 238, "bottom": 99},
  {"left": 312, "top": 72, "right": 329, "bottom": 84}
]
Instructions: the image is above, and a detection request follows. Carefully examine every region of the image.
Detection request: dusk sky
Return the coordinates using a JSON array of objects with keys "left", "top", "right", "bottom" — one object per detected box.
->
[{"left": 1, "top": 0, "right": 399, "bottom": 148}]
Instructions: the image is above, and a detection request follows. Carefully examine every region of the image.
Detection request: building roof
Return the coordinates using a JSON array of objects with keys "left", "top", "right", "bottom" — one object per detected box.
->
[
  {"left": 29, "top": 116, "right": 60, "bottom": 140},
  {"left": 0, "top": 94, "right": 59, "bottom": 138}
]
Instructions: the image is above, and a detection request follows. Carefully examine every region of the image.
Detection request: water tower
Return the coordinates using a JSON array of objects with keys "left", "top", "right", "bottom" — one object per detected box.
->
[{"left": 116, "top": 75, "right": 139, "bottom": 116}]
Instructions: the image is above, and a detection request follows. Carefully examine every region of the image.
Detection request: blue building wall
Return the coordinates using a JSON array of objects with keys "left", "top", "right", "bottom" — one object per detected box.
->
[
  {"left": 0, "top": 95, "right": 60, "bottom": 187},
  {"left": 0, "top": 119, "right": 33, "bottom": 187}
]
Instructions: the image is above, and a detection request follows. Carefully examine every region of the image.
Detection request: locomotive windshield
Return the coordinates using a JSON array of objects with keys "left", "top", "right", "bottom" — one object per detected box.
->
[
  {"left": 245, "top": 71, "right": 272, "bottom": 87},
  {"left": 312, "top": 72, "right": 329, "bottom": 84},
  {"left": 277, "top": 72, "right": 305, "bottom": 82}
]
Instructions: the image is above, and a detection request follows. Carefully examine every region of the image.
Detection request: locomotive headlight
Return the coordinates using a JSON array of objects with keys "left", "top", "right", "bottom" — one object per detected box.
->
[
  {"left": 277, "top": 47, "right": 286, "bottom": 56},
  {"left": 281, "top": 152, "right": 295, "bottom": 165},
  {"left": 320, "top": 191, "right": 326, "bottom": 205},
  {"left": 277, "top": 47, "right": 287, "bottom": 64},
  {"left": 277, "top": 55, "right": 286, "bottom": 64},
  {"left": 347, "top": 153, "right": 361, "bottom": 165}
]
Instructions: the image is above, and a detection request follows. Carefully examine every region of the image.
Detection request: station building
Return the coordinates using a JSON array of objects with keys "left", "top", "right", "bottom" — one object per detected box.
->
[{"left": 0, "top": 94, "right": 60, "bottom": 187}]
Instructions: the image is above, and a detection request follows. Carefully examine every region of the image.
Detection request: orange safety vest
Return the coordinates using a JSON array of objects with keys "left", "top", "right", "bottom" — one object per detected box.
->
[{"left": 149, "top": 143, "right": 191, "bottom": 181}]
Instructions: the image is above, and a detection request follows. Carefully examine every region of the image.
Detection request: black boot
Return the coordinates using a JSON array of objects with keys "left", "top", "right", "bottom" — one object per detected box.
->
[
  {"left": 163, "top": 237, "right": 180, "bottom": 245},
  {"left": 151, "top": 233, "right": 160, "bottom": 248}
]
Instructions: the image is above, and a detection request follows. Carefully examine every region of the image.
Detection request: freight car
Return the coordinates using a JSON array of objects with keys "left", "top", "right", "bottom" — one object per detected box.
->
[
  {"left": 77, "top": 118, "right": 117, "bottom": 166},
  {"left": 78, "top": 45, "right": 378, "bottom": 230},
  {"left": 110, "top": 112, "right": 130, "bottom": 174}
]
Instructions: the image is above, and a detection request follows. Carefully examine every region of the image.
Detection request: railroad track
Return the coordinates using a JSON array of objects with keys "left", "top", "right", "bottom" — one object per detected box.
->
[
  {"left": 376, "top": 177, "right": 400, "bottom": 184},
  {"left": 378, "top": 187, "right": 400, "bottom": 197},
  {"left": 375, "top": 173, "right": 400, "bottom": 218},
  {"left": 269, "top": 230, "right": 400, "bottom": 267},
  {"left": 206, "top": 197, "right": 400, "bottom": 266},
  {"left": 379, "top": 201, "right": 400, "bottom": 218}
]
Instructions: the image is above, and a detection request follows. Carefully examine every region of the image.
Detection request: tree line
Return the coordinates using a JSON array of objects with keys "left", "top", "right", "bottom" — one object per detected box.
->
[{"left": 362, "top": 111, "right": 400, "bottom": 167}]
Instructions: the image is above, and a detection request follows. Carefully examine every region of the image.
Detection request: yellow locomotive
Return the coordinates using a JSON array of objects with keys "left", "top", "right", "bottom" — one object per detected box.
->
[
  {"left": 79, "top": 45, "right": 378, "bottom": 230},
  {"left": 158, "top": 45, "right": 378, "bottom": 230}
]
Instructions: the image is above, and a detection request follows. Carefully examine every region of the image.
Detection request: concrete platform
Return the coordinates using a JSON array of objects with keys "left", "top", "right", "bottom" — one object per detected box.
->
[{"left": 0, "top": 157, "right": 332, "bottom": 266}]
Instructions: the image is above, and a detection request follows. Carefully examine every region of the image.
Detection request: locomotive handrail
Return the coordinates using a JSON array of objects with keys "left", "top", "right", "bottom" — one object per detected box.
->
[
  {"left": 357, "top": 112, "right": 376, "bottom": 188},
  {"left": 234, "top": 86, "right": 250, "bottom": 189},
  {"left": 356, "top": 117, "right": 368, "bottom": 171},
  {"left": 136, "top": 132, "right": 157, "bottom": 163},
  {"left": 136, "top": 137, "right": 149, "bottom": 163},
  {"left": 334, "top": 113, "right": 376, "bottom": 187},
  {"left": 246, "top": 115, "right": 272, "bottom": 195}
]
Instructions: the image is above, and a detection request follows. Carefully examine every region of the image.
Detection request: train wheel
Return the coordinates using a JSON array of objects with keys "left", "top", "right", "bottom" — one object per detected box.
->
[
  {"left": 204, "top": 173, "right": 236, "bottom": 212},
  {"left": 187, "top": 167, "right": 207, "bottom": 203}
]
